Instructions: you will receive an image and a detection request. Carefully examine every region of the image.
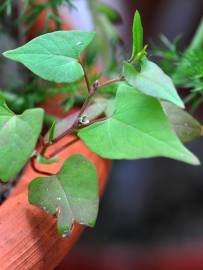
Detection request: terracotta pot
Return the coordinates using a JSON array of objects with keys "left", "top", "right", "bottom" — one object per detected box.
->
[
  {"left": 0, "top": 3, "right": 110, "bottom": 269},
  {"left": 26, "top": 0, "right": 72, "bottom": 40},
  {"left": 0, "top": 133, "right": 110, "bottom": 270}
]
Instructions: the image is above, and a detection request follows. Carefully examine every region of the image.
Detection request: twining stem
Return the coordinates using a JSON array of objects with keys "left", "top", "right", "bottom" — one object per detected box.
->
[
  {"left": 39, "top": 75, "right": 100, "bottom": 156},
  {"left": 33, "top": 63, "right": 124, "bottom": 171},
  {"left": 30, "top": 156, "right": 53, "bottom": 176},
  {"left": 32, "top": 68, "right": 123, "bottom": 175},
  {"left": 99, "top": 76, "right": 125, "bottom": 88},
  {"left": 81, "top": 61, "right": 91, "bottom": 93}
]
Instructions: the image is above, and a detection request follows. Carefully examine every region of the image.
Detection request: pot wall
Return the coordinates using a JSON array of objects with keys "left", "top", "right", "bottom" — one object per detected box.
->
[{"left": 0, "top": 135, "right": 110, "bottom": 270}]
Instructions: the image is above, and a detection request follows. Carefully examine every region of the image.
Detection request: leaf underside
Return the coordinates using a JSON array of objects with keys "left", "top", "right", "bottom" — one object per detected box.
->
[
  {"left": 162, "top": 101, "right": 202, "bottom": 143},
  {"left": 29, "top": 154, "right": 99, "bottom": 236}
]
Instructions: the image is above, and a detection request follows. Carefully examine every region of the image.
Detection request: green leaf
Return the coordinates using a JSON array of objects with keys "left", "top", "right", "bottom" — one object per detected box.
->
[
  {"left": 98, "top": 82, "right": 119, "bottom": 95},
  {"left": 104, "top": 99, "right": 116, "bottom": 117},
  {"left": 79, "top": 84, "right": 199, "bottom": 165},
  {"left": 91, "top": 98, "right": 116, "bottom": 117},
  {"left": 3, "top": 31, "right": 95, "bottom": 83},
  {"left": 131, "top": 10, "right": 143, "bottom": 60},
  {"left": 0, "top": 107, "right": 44, "bottom": 182},
  {"left": 84, "top": 99, "right": 107, "bottom": 119},
  {"left": 0, "top": 94, "right": 14, "bottom": 115},
  {"left": 124, "top": 60, "right": 185, "bottom": 108},
  {"left": 48, "top": 120, "right": 56, "bottom": 144},
  {"left": 29, "top": 154, "right": 99, "bottom": 236},
  {"left": 162, "top": 101, "right": 202, "bottom": 143}
]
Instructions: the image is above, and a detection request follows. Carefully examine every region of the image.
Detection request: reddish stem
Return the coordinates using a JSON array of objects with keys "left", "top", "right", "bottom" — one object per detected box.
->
[
  {"left": 30, "top": 156, "right": 53, "bottom": 176},
  {"left": 31, "top": 63, "right": 123, "bottom": 175}
]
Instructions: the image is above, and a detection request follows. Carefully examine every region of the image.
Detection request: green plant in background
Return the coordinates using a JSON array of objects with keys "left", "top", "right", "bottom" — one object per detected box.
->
[
  {"left": 87, "top": 0, "right": 123, "bottom": 72},
  {"left": 0, "top": 0, "right": 124, "bottom": 117},
  {"left": 1, "top": 10, "right": 203, "bottom": 236},
  {"left": 0, "top": 0, "right": 74, "bottom": 30},
  {"left": 152, "top": 18, "right": 203, "bottom": 112}
]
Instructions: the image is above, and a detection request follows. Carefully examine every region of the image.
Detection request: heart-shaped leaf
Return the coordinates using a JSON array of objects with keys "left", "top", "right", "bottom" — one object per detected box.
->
[
  {"left": 0, "top": 103, "right": 44, "bottom": 182},
  {"left": 29, "top": 154, "right": 99, "bottom": 236},
  {"left": 124, "top": 60, "right": 185, "bottom": 108},
  {"left": 3, "top": 31, "right": 95, "bottom": 83},
  {"left": 79, "top": 84, "right": 199, "bottom": 165},
  {"left": 162, "top": 101, "right": 202, "bottom": 143}
]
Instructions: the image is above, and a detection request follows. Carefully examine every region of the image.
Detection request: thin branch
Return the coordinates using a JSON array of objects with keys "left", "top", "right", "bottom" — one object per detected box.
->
[
  {"left": 80, "top": 60, "right": 91, "bottom": 93},
  {"left": 35, "top": 70, "right": 123, "bottom": 160},
  {"left": 77, "top": 80, "right": 99, "bottom": 116},
  {"left": 42, "top": 78, "right": 100, "bottom": 149},
  {"left": 98, "top": 76, "right": 125, "bottom": 88}
]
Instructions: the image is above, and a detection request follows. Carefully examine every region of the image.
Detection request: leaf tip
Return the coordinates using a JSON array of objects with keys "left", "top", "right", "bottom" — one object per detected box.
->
[
  {"left": 88, "top": 217, "right": 97, "bottom": 228},
  {"left": 2, "top": 49, "right": 16, "bottom": 61},
  {"left": 174, "top": 98, "right": 185, "bottom": 109},
  {"left": 189, "top": 155, "right": 200, "bottom": 166},
  {"left": 134, "top": 10, "right": 141, "bottom": 19},
  {"left": 2, "top": 51, "right": 9, "bottom": 58},
  {"left": 182, "top": 150, "right": 200, "bottom": 166}
]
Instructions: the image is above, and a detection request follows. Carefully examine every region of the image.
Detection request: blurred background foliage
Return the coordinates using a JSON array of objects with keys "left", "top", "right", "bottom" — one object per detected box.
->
[
  {"left": 0, "top": 0, "right": 203, "bottom": 116},
  {"left": 0, "top": 0, "right": 124, "bottom": 116}
]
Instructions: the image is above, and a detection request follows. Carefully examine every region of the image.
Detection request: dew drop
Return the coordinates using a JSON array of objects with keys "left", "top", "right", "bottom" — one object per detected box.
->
[
  {"left": 78, "top": 114, "right": 90, "bottom": 125},
  {"left": 77, "top": 41, "right": 82, "bottom": 46}
]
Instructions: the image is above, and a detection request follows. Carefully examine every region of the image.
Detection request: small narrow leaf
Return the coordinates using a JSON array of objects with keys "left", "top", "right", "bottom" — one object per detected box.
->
[
  {"left": 29, "top": 154, "right": 99, "bottom": 236},
  {"left": 0, "top": 107, "right": 44, "bottom": 182},
  {"left": 36, "top": 154, "right": 60, "bottom": 165},
  {"left": 79, "top": 85, "right": 199, "bottom": 165},
  {"left": 131, "top": 10, "right": 143, "bottom": 60},
  {"left": 3, "top": 31, "right": 95, "bottom": 83},
  {"left": 48, "top": 120, "right": 56, "bottom": 144},
  {"left": 162, "top": 101, "right": 202, "bottom": 143},
  {"left": 124, "top": 60, "right": 185, "bottom": 108}
]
